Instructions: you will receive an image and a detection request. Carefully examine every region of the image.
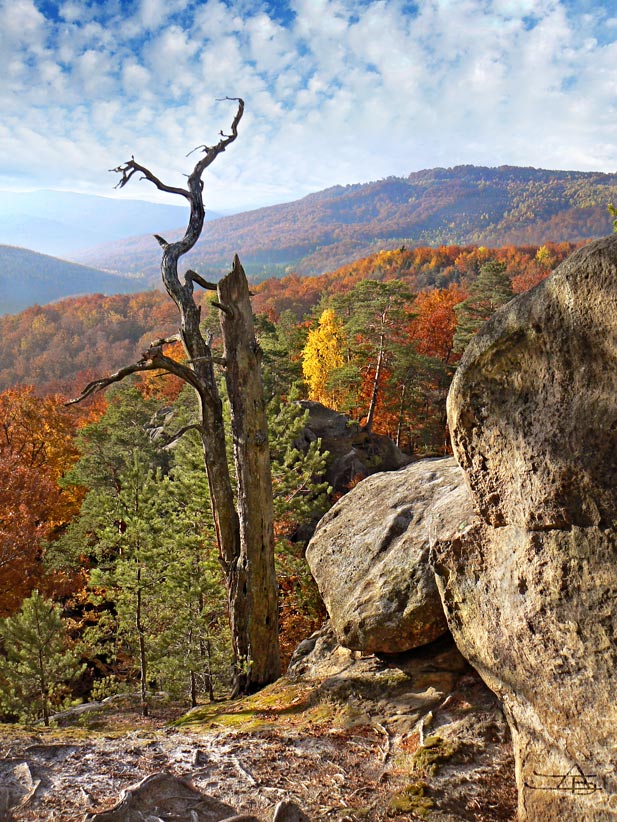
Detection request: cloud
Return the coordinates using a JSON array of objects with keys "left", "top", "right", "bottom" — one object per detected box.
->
[{"left": 0, "top": 0, "right": 615, "bottom": 212}]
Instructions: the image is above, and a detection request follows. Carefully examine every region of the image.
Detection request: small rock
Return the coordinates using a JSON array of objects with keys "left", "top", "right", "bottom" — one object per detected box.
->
[{"left": 271, "top": 800, "right": 311, "bottom": 821}]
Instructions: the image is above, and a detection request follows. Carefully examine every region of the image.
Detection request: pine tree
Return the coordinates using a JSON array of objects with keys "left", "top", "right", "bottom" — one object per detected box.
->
[
  {"left": 268, "top": 392, "right": 331, "bottom": 538},
  {"left": 256, "top": 311, "right": 306, "bottom": 401},
  {"left": 150, "top": 428, "right": 232, "bottom": 704},
  {"left": 78, "top": 459, "right": 169, "bottom": 717},
  {"left": 0, "top": 591, "right": 84, "bottom": 726},
  {"left": 453, "top": 260, "right": 513, "bottom": 354},
  {"left": 55, "top": 384, "right": 234, "bottom": 707},
  {"left": 267, "top": 393, "right": 330, "bottom": 664},
  {"left": 327, "top": 279, "right": 414, "bottom": 432}
]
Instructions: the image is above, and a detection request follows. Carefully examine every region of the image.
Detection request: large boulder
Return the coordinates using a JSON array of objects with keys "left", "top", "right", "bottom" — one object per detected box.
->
[
  {"left": 306, "top": 457, "right": 474, "bottom": 653},
  {"left": 447, "top": 236, "right": 617, "bottom": 531},
  {"left": 436, "top": 235, "right": 617, "bottom": 821}
]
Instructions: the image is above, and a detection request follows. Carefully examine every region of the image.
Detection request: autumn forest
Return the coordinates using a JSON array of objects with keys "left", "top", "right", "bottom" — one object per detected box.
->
[{"left": 0, "top": 238, "right": 579, "bottom": 723}]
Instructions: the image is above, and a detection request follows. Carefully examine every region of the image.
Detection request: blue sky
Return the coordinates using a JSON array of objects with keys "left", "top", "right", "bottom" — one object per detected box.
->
[{"left": 1, "top": 0, "right": 616, "bottom": 212}]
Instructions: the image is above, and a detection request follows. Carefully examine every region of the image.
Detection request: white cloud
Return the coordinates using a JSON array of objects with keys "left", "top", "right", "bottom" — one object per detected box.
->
[{"left": 0, "top": 0, "right": 615, "bottom": 211}]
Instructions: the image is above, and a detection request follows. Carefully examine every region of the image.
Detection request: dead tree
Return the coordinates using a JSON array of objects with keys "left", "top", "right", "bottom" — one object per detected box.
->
[{"left": 67, "top": 98, "right": 280, "bottom": 695}]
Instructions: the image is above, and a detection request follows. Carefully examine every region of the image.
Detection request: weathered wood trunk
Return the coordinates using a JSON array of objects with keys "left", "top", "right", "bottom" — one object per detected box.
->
[
  {"left": 68, "top": 101, "right": 281, "bottom": 697},
  {"left": 218, "top": 257, "right": 281, "bottom": 692}
]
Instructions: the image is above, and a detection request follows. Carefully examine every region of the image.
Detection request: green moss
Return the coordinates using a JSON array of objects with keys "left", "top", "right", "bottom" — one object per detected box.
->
[
  {"left": 411, "top": 735, "right": 458, "bottom": 777},
  {"left": 387, "top": 781, "right": 433, "bottom": 817},
  {"left": 174, "top": 677, "right": 367, "bottom": 733}
]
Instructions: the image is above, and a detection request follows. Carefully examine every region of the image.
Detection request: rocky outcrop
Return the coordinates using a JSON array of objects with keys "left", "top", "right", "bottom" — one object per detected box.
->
[
  {"left": 447, "top": 236, "right": 617, "bottom": 531},
  {"left": 297, "top": 401, "right": 412, "bottom": 495},
  {"left": 286, "top": 624, "right": 515, "bottom": 819},
  {"left": 306, "top": 457, "right": 475, "bottom": 653},
  {"left": 435, "top": 236, "right": 617, "bottom": 821}
]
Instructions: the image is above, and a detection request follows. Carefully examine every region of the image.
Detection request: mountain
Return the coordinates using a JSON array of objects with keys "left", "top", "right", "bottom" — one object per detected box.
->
[
  {"left": 0, "top": 190, "right": 223, "bottom": 258},
  {"left": 72, "top": 165, "right": 617, "bottom": 282},
  {"left": 0, "top": 245, "right": 149, "bottom": 315}
]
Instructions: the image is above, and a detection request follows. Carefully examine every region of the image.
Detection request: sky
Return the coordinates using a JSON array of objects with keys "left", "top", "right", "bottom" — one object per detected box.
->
[{"left": 1, "top": 0, "right": 616, "bottom": 212}]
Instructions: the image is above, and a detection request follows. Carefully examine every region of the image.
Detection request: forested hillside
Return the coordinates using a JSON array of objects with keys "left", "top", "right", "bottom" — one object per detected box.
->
[
  {"left": 0, "top": 291, "right": 176, "bottom": 392},
  {"left": 72, "top": 166, "right": 615, "bottom": 281},
  {"left": 0, "top": 245, "right": 148, "bottom": 315},
  {"left": 0, "top": 242, "right": 576, "bottom": 396},
  {"left": 0, "top": 235, "right": 584, "bottom": 730}
]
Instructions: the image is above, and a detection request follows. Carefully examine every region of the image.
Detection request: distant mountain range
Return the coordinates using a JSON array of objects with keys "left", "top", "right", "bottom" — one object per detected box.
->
[
  {"left": 1, "top": 166, "right": 616, "bottom": 315},
  {"left": 0, "top": 190, "right": 223, "bottom": 258},
  {"left": 0, "top": 246, "right": 148, "bottom": 315},
  {"left": 71, "top": 165, "right": 617, "bottom": 282}
]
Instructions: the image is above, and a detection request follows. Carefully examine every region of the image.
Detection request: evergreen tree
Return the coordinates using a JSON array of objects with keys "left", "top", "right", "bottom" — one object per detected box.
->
[
  {"left": 326, "top": 279, "right": 414, "bottom": 431},
  {"left": 66, "top": 384, "right": 167, "bottom": 493},
  {"left": 150, "top": 428, "right": 232, "bottom": 704},
  {"left": 268, "top": 392, "right": 331, "bottom": 539},
  {"left": 267, "top": 393, "right": 331, "bottom": 664},
  {"left": 55, "top": 384, "right": 235, "bottom": 706},
  {"left": 453, "top": 260, "right": 513, "bottom": 354},
  {"left": 65, "top": 458, "right": 169, "bottom": 716},
  {"left": 256, "top": 310, "right": 306, "bottom": 401},
  {"left": 0, "top": 591, "right": 84, "bottom": 726}
]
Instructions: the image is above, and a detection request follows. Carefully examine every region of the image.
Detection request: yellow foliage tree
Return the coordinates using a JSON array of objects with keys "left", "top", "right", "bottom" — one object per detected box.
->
[{"left": 302, "top": 308, "right": 345, "bottom": 406}]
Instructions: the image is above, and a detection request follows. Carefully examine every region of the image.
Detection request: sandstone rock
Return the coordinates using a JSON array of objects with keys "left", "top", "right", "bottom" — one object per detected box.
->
[
  {"left": 306, "top": 457, "right": 475, "bottom": 653},
  {"left": 297, "top": 400, "right": 412, "bottom": 495},
  {"left": 434, "top": 523, "right": 617, "bottom": 821},
  {"left": 447, "top": 235, "right": 617, "bottom": 531},
  {"left": 271, "top": 800, "right": 310, "bottom": 822},
  {"left": 438, "top": 236, "right": 617, "bottom": 820},
  {"left": 0, "top": 760, "right": 39, "bottom": 817},
  {"left": 84, "top": 772, "right": 241, "bottom": 821}
]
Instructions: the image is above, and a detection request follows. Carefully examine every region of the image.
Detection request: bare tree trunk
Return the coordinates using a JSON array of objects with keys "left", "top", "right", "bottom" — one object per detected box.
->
[
  {"left": 190, "top": 669, "right": 198, "bottom": 708},
  {"left": 395, "top": 382, "right": 407, "bottom": 448},
  {"left": 365, "top": 332, "right": 385, "bottom": 434},
  {"left": 38, "top": 650, "right": 49, "bottom": 727},
  {"left": 136, "top": 568, "right": 148, "bottom": 718},
  {"left": 218, "top": 257, "right": 281, "bottom": 693},
  {"left": 204, "top": 638, "right": 215, "bottom": 702},
  {"left": 67, "top": 100, "right": 280, "bottom": 696}
]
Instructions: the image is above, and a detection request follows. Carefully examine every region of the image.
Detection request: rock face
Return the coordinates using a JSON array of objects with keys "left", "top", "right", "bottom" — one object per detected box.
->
[
  {"left": 436, "top": 236, "right": 617, "bottom": 821},
  {"left": 447, "top": 236, "right": 617, "bottom": 531},
  {"left": 306, "top": 457, "right": 474, "bottom": 653},
  {"left": 297, "top": 400, "right": 412, "bottom": 495}
]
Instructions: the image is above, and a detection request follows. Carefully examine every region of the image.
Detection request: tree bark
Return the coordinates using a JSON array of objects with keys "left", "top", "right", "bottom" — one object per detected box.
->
[
  {"left": 218, "top": 257, "right": 281, "bottom": 693},
  {"left": 365, "top": 332, "right": 385, "bottom": 434},
  {"left": 67, "top": 100, "right": 281, "bottom": 696},
  {"left": 136, "top": 567, "right": 148, "bottom": 717}
]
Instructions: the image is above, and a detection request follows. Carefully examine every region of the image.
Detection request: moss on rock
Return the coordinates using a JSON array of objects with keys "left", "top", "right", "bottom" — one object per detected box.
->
[{"left": 387, "top": 781, "right": 434, "bottom": 817}]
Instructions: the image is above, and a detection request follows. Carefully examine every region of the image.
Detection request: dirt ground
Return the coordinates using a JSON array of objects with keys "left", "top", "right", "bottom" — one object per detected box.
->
[{"left": 0, "top": 636, "right": 517, "bottom": 821}]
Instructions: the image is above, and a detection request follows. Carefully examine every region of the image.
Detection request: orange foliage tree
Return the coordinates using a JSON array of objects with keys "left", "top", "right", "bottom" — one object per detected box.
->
[
  {"left": 0, "top": 387, "right": 86, "bottom": 614},
  {"left": 409, "top": 283, "right": 468, "bottom": 363}
]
